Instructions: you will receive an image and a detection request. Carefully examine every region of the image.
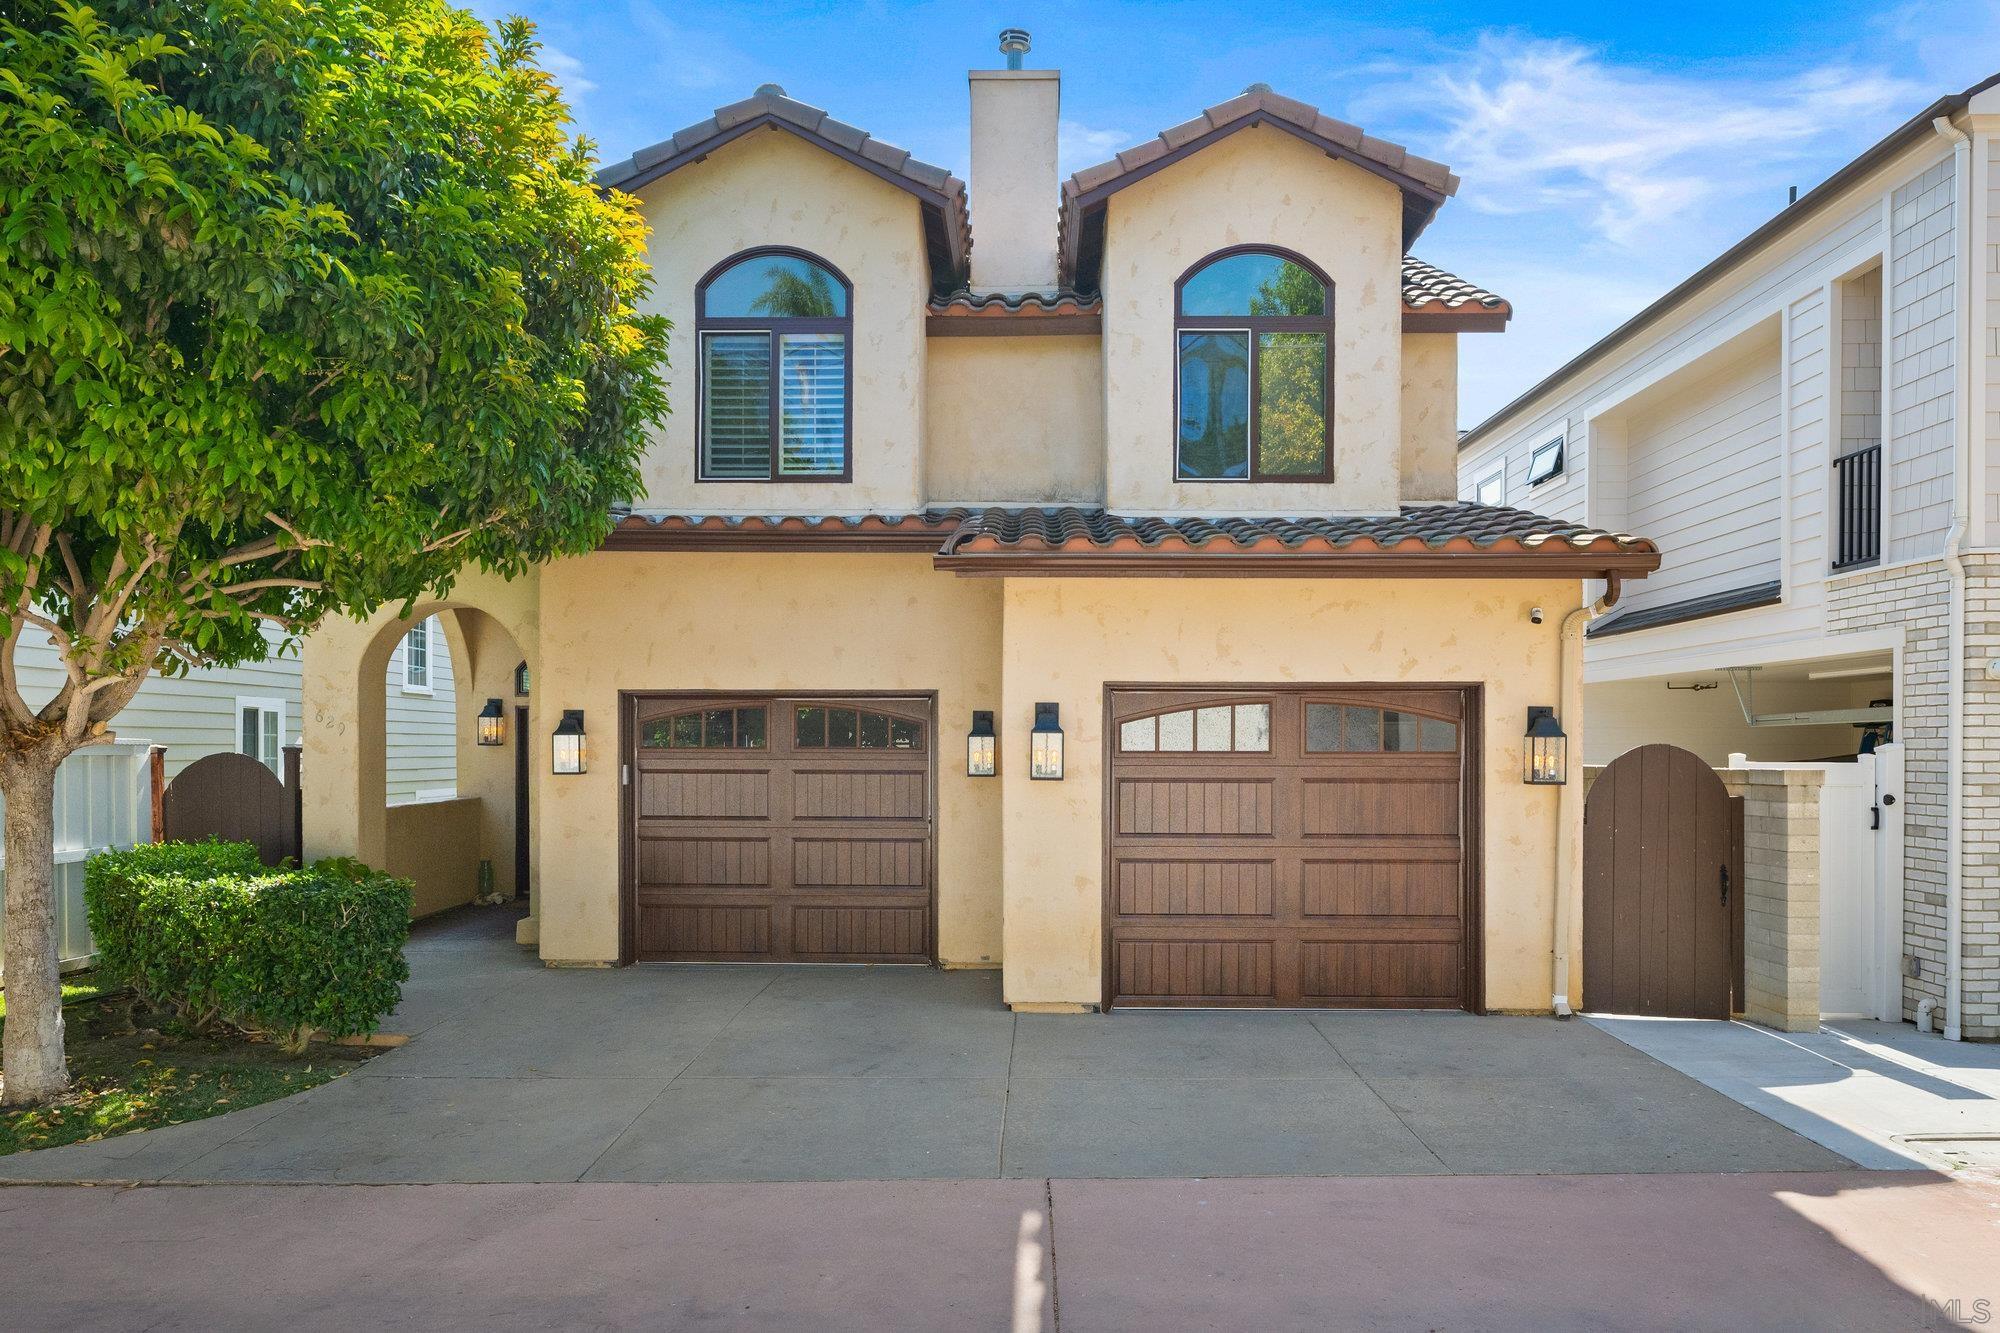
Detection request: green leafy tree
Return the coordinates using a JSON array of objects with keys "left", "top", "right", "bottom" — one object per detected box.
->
[{"left": 0, "top": 0, "right": 667, "bottom": 1103}]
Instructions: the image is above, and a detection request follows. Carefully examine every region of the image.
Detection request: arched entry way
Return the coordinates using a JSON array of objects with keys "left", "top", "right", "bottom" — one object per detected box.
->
[
  {"left": 299, "top": 570, "right": 540, "bottom": 940},
  {"left": 1582, "top": 744, "right": 1742, "bottom": 1018}
]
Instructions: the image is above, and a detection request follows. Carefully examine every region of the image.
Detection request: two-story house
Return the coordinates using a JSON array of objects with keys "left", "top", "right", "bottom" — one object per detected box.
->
[
  {"left": 1457, "top": 73, "right": 2000, "bottom": 1040},
  {"left": 303, "top": 34, "right": 1658, "bottom": 1017}
]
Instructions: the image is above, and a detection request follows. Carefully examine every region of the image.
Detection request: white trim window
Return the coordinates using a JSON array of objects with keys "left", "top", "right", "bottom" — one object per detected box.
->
[
  {"left": 237, "top": 696, "right": 285, "bottom": 774},
  {"left": 1526, "top": 436, "right": 1565, "bottom": 488},
  {"left": 401, "top": 618, "right": 433, "bottom": 694},
  {"left": 1474, "top": 467, "right": 1506, "bottom": 507}
]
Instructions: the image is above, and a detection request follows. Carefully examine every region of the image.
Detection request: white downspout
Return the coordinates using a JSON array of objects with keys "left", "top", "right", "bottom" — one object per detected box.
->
[
  {"left": 1552, "top": 576, "right": 1622, "bottom": 1017},
  {"left": 1933, "top": 115, "right": 1973, "bottom": 1041}
]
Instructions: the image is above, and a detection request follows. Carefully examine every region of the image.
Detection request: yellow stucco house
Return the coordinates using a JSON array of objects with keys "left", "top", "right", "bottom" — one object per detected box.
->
[{"left": 302, "top": 39, "right": 1658, "bottom": 1015}]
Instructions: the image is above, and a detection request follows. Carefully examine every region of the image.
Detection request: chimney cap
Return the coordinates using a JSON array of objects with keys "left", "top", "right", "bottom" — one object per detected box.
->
[
  {"left": 754, "top": 82, "right": 787, "bottom": 99},
  {"left": 998, "top": 28, "right": 1032, "bottom": 54}
]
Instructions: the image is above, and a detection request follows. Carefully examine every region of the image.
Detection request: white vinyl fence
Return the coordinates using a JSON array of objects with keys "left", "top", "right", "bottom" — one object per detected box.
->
[
  {"left": 1729, "top": 744, "right": 1905, "bottom": 1022},
  {"left": 0, "top": 740, "right": 156, "bottom": 971}
]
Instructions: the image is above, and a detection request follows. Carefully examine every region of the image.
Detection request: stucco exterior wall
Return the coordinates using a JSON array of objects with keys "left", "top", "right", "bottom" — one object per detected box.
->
[
  {"left": 1400, "top": 333, "right": 1459, "bottom": 501},
  {"left": 532, "top": 552, "right": 1004, "bottom": 967},
  {"left": 996, "top": 576, "right": 1578, "bottom": 1011},
  {"left": 386, "top": 796, "right": 482, "bottom": 918},
  {"left": 628, "top": 128, "right": 931, "bottom": 513},
  {"left": 1098, "top": 126, "right": 1405, "bottom": 514},
  {"left": 925, "top": 336, "right": 1105, "bottom": 503}
]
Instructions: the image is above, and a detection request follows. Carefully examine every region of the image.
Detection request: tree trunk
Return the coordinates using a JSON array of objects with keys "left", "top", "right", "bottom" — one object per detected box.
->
[{"left": 1, "top": 749, "right": 68, "bottom": 1105}]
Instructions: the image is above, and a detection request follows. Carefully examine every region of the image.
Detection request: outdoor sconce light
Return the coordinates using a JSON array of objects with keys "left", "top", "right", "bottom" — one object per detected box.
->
[
  {"left": 476, "top": 698, "right": 506, "bottom": 747},
  {"left": 1525, "top": 706, "right": 1568, "bottom": 785},
  {"left": 967, "top": 710, "right": 997, "bottom": 777},
  {"left": 551, "top": 709, "right": 587, "bottom": 775},
  {"left": 1029, "top": 703, "right": 1064, "bottom": 781}
]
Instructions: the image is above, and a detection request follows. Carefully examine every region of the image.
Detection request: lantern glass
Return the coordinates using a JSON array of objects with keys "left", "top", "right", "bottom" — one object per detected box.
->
[
  {"left": 967, "top": 710, "right": 997, "bottom": 777},
  {"left": 476, "top": 698, "right": 506, "bottom": 747},
  {"left": 552, "top": 709, "right": 587, "bottom": 775},
  {"left": 1524, "top": 707, "right": 1567, "bottom": 785},
  {"left": 1029, "top": 702, "right": 1064, "bottom": 781}
]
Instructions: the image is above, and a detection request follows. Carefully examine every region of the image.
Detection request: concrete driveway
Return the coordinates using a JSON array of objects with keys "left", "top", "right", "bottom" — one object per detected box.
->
[{"left": 0, "top": 906, "right": 1856, "bottom": 1185}]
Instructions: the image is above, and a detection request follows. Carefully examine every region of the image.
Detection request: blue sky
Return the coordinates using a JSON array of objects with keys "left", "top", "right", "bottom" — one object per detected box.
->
[{"left": 474, "top": 0, "right": 2000, "bottom": 426}]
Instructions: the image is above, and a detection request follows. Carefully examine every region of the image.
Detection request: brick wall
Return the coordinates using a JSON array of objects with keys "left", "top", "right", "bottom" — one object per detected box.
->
[
  {"left": 1829, "top": 555, "right": 2000, "bottom": 1039},
  {"left": 1721, "top": 768, "right": 1824, "bottom": 1032}
]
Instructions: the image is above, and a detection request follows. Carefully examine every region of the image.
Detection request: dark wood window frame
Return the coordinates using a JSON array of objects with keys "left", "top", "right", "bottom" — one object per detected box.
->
[
  {"left": 1172, "top": 244, "right": 1336, "bottom": 484},
  {"left": 695, "top": 246, "right": 855, "bottom": 484}
]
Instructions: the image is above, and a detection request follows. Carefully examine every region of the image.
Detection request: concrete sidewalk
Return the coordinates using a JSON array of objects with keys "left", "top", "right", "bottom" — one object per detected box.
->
[
  {"left": 1592, "top": 1015, "right": 2000, "bottom": 1170},
  {"left": 1, "top": 1171, "right": 1991, "bottom": 1330}
]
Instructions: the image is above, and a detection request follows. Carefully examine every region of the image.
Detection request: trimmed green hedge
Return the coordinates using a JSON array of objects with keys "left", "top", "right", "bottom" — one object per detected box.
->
[{"left": 85, "top": 841, "right": 412, "bottom": 1052}]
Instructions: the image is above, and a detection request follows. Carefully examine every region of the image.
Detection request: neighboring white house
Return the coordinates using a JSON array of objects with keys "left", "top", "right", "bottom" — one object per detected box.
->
[
  {"left": 8, "top": 615, "right": 457, "bottom": 801},
  {"left": 1458, "top": 72, "right": 2000, "bottom": 1040}
]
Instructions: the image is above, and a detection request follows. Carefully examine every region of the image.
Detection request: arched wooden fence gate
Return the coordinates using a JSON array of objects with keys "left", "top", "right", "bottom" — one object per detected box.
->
[
  {"left": 1582, "top": 744, "right": 1743, "bottom": 1018},
  {"left": 155, "top": 746, "right": 301, "bottom": 866}
]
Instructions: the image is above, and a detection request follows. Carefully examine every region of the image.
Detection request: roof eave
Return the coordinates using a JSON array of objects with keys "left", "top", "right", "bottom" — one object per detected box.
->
[{"left": 933, "top": 548, "right": 1661, "bottom": 579}]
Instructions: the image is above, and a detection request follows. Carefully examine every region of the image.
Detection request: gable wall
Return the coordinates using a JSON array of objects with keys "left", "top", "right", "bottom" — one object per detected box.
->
[
  {"left": 629, "top": 128, "right": 932, "bottom": 514},
  {"left": 1098, "top": 127, "right": 1407, "bottom": 513}
]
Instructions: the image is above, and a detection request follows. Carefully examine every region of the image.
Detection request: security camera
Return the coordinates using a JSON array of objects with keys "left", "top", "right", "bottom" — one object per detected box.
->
[{"left": 1530, "top": 606, "right": 1544, "bottom": 625}]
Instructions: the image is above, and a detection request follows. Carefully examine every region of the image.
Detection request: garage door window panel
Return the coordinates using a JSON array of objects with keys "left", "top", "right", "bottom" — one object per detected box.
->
[{"left": 1119, "top": 701, "right": 1270, "bottom": 754}]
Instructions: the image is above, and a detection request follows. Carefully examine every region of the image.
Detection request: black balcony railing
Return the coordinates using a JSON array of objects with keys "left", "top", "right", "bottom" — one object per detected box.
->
[{"left": 1832, "top": 444, "right": 1882, "bottom": 571}]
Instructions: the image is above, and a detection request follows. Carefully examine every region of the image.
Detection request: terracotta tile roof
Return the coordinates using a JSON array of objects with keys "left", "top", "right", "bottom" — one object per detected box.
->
[
  {"left": 604, "top": 510, "right": 965, "bottom": 551},
  {"left": 941, "top": 505, "right": 1649, "bottom": 556},
  {"left": 927, "top": 290, "right": 1102, "bottom": 316},
  {"left": 595, "top": 85, "right": 970, "bottom": 294},
  {"left": 603, "top": 503, "right": 1657, "bottom": 576},
  {"left": 1061, "top": 85, "right": 1459, "bottom": 291},
  {"left": 1402, "top": 257, "right": 1505, "bottom": 311}
]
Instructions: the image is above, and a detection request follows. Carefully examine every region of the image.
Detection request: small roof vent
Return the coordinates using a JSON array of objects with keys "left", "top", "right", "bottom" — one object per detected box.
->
[
  {"left": 754, "top": 82, "right": 787, "bottom": 99},
  {"left": 998, "top": 28, "right": 1031, "bottom": 70}
]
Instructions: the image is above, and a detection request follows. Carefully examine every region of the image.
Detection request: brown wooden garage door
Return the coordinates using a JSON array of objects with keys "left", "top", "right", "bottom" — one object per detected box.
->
[
  {"left": 627, "top": 694, "right": 934, "bottom": 963},
  {"left": 1107, "top": 687, "right": 1477, "bottom": 1009}
]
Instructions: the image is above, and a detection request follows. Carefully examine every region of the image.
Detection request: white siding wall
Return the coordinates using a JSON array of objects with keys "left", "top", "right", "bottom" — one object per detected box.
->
[
  {"left": 1887, "top": 157, "right": 1958, "bottom": 562},
  {"left": 1620, "top": 351, "right": 1784, "bottom": 611},
  {"left": 7, "top": 618, "right": 456, "bottom": 801},
  {"left": 1986, "top": 135, "right": 2000, "bottom": 528},
  {"left": 1785, "top": 288, "right": 1831, "bottom": 597},
  {"left": 384, "top": 617, "right": 457, "bottom": 803},
  {"left": 8, "top": 624, "right": 302, "bottom": 780}
]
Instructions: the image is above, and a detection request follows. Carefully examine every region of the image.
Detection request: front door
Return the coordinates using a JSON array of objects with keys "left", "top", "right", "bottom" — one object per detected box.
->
[{"left": 627, "top": 694, "right": 935, "bottom": 963}]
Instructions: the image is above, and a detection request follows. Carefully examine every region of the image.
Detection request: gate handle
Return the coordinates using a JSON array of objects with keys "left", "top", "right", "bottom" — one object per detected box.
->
[{"left": 1720, "top": 864, "right": 1730, "bottom": 907}]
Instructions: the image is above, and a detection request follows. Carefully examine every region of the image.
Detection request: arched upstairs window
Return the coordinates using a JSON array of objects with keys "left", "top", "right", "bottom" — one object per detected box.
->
[
  {"left": 1174, "top": 248, "right": 1332, "bottom": 482},
  {"left": 697, "top": 249, "right": 852, "bottom": 481}
]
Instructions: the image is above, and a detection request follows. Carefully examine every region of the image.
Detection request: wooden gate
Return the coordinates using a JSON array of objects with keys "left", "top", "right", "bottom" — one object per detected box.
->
[
  {"left": 161, "top": 748, "right": 301, "bottom": 866},
  {"left": 1583, "top": 744, "right": 1741, "bottom": 1018}
]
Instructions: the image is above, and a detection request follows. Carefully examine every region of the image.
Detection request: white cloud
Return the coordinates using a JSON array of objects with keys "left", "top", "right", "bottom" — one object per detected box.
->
[
  {"left": 1059, "top": 120, "right": 1132, "bottom": 175},
  {"left": 540, "top": 43, "right": 597, "bottom": 98},
  {"left": 1364, "top": 35, "right": 1917, "bottom": 248}
]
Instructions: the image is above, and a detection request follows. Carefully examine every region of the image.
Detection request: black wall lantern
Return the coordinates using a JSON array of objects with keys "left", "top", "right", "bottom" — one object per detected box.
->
[
  {"left": 967, "top": 710, "right": 996, "bottom": 777},
  {"left": 1525, "top": 706, "right": 1567, "bottom": 785},
  {"left": 1029, "top": 702, "right": 1064, "bottom": 780},
  {"left": 476, "top": 697, "right": 506, "bottom": 746},
  {"left": 551, "top": 709, "right": 587, "bottom": 775}
]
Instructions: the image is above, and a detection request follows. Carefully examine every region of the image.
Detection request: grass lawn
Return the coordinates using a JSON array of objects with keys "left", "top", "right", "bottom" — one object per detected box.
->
[
  {"left": 0, "top": 992, "right": 378, "bottom": 1156},
  {"left": 0, "top": 971, "right": 115, "bottom": 1019}
]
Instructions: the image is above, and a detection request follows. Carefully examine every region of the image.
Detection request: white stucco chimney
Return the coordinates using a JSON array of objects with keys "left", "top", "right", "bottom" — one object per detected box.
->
[{"left": 969, "top": 29, "right": 1060, "bottom": 293}]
